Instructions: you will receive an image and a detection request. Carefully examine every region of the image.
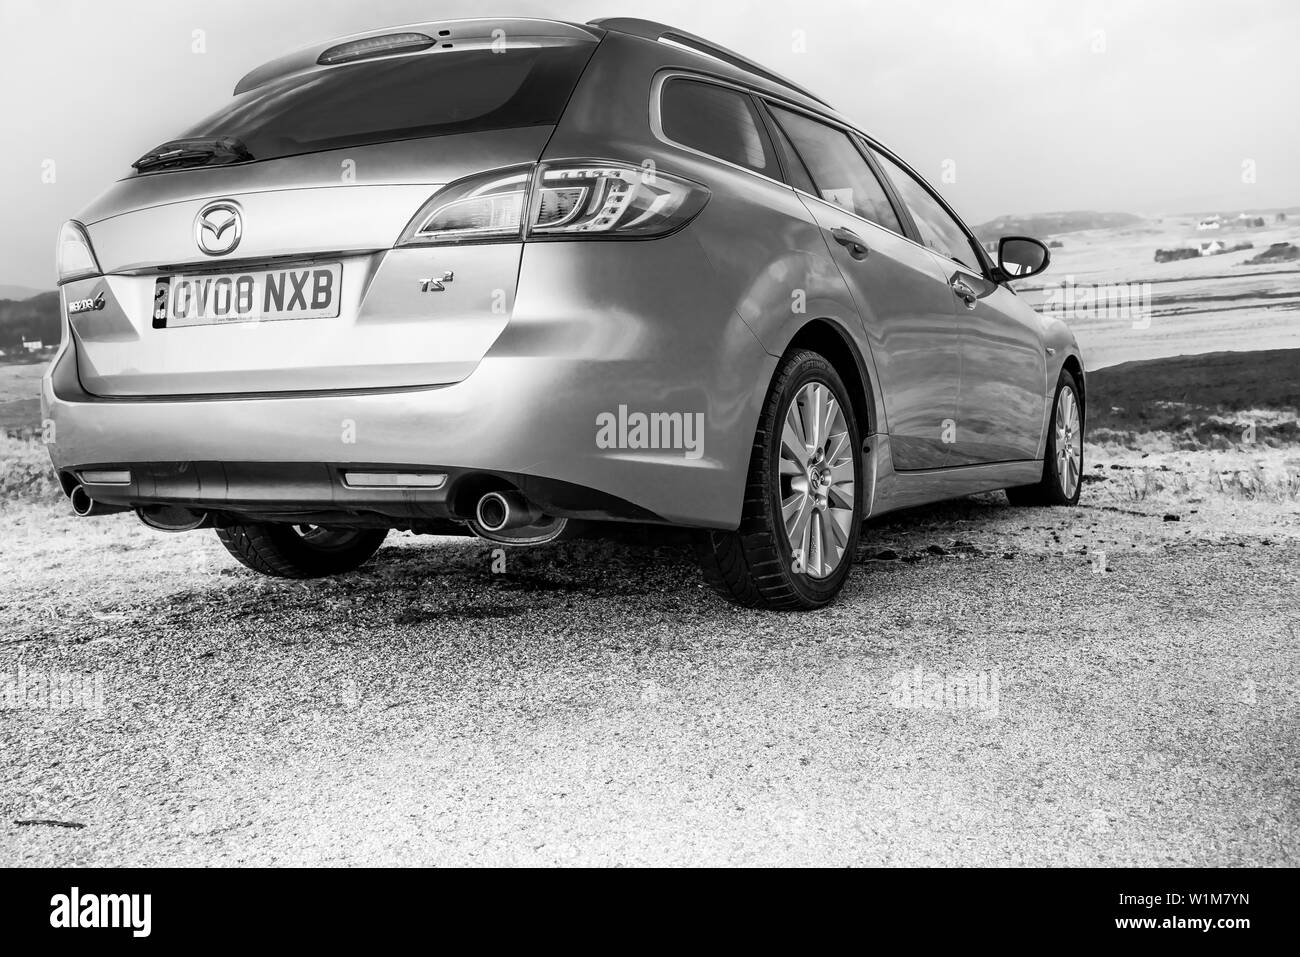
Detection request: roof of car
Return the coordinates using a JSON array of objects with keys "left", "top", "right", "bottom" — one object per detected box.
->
[{"left": 234, "top": 17, "right": 835, "bottom": 118}]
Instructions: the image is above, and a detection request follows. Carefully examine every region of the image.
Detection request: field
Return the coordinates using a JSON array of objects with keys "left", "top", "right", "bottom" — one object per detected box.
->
[
  {"left": 0, "top": 358, "right": 43, "bottom": 436},
  {"left": 1016, "top": 211, "right": 1300, "bottom": 369},
  {"left": 1087, "top": 349, "right": 1300, "bottom": 449}
]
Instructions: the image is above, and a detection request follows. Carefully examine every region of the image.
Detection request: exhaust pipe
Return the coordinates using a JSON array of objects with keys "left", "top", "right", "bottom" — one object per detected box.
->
[
  {"left": 135, "top": 504, "right": 211, "bottom": 533},
  {"left": 470, "top": 489, "right": 568, "bottom": 545},
  {"left": 68, "top": 483, "right": 129, "bottom": 517},
  {"left": 475, "top": 490, "right": 544, "bottom": 533}
]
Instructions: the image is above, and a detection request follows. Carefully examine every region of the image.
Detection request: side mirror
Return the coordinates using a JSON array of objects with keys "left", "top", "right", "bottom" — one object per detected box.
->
[{"left": 997, "top": 236, "right": 1051, "bottom": 281}]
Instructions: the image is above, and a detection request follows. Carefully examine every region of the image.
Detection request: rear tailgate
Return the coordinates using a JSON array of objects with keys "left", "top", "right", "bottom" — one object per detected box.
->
[
  {"left": 69, "top": 30, "right": 597, "bottom": 397},
  {"left": 74, "top": 134, "right": 544, "bottom": 397}
]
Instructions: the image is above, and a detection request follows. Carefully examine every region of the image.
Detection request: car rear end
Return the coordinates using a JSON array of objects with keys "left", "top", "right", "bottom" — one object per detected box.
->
[
  {"left": 45, "top": 18, "right": 772, "bottom": 533},
  {"left": 56, "top": 21, "right": 601, "bottom": 400}
]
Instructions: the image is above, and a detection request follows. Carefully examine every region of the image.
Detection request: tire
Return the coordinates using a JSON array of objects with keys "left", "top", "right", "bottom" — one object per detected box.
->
[
  {"left": 215, "top": 523, "right": 388, "bottom": 579},
  {"left": 696, "top": 349, "right": 863, "bottom": 610},
  {"left": 1006, "top": 368, "right": 1084, "bottom": 506}
]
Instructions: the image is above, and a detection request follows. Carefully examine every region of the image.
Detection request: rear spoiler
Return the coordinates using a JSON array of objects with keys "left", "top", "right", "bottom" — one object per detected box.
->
[{"left": 234, "top": 18, "right": 603, "bottom": 96}]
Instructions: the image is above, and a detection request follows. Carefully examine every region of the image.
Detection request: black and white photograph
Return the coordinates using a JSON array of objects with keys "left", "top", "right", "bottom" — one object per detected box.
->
[{"left": 0, "top": 0, "right": 1294, "bottom": 928}]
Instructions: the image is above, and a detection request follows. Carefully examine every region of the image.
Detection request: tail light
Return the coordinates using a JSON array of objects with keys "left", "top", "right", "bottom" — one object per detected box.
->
[
  {"left": 529, "top": 162, "right": 710, "bottom": 237},
  {"left": 56, "top": 221, "right": 101, "bottom": 284},
  {"left": 397, "top": 161, "right": 710, "bottom": 246},
  {"left": 398, "top": 167, "right": 531, "bottom": 244}
]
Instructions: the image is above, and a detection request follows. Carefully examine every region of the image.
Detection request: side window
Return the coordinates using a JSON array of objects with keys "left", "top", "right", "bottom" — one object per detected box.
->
[
  {"left": 870, "top": 148, "right": 982, "bottom": 271},
  {"left": 660, "top": 78, "right": 775, "bottom": 175},
  {"left": 767, "top": 105, "right": 902, "bottom": 234},
  {"left": 760, "top": 107, "right": 816, "bottom": 194}
]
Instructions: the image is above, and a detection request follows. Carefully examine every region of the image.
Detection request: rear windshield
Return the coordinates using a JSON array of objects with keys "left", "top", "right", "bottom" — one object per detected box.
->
[{"left": 155, "top": 44, "right": 594, "bottom": 168}]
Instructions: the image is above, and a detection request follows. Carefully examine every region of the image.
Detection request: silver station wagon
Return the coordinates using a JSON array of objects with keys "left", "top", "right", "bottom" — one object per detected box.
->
[{"left": 46, "top": 17, "right": 1084, "bottom": 609}]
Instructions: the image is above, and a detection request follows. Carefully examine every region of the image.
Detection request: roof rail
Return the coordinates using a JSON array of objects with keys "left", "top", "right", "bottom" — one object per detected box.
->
[{"left": 588, "top": 17, "right": 830, "bottom": 107}]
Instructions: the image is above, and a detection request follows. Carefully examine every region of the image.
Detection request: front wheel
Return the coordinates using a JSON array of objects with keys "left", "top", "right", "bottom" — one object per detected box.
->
[
  {"left": 696, "top": 349, "right": 862, "bottom": 609},
  {"left": 1006, "top": 369, "right": 1084, "bottom": 506},
  {"left": 216, "top": 524, "right": 388, "bottom": 579}
]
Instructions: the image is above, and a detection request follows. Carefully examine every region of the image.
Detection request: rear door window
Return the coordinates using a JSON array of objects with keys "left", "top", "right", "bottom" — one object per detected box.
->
[
  {"left": 156, "top": 45, "right": 596, "bottom": 166},
  {"left": 869, "top": 147, "right": 983, "bottom": 271},
  {"left": 766, "top": 106, "right": 902, "bottom": 234},
  {"left": 659, "top": 78, "right": 775, "bottom": 175}
]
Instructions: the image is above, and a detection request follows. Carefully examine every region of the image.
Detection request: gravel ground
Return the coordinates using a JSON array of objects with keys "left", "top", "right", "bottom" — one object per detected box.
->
[{"left": 1, "top": 450, "right": 1297, "bottom": 866}]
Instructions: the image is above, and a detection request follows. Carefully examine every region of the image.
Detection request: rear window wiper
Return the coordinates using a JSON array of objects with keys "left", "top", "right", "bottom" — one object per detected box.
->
[{"left": 132, "top": 136, "right": 253, "bottom": 174}]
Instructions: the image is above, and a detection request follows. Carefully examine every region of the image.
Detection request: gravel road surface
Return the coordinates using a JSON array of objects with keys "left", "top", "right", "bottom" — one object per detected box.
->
[{"left": 2, "top": 455, "right": 1297, "bottom": 866}]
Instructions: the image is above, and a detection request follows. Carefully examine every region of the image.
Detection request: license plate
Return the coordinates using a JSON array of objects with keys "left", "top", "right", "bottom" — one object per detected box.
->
[{"left": 152, "top": 264, "right": 342, "bottom": 328}]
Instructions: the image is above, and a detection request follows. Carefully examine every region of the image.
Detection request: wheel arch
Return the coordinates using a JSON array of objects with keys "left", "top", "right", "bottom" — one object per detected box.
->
[
  {"left": 1060, "top": 353, "right": 1086, "bottom": 418},
  {"left": 782, "top": 317, "right": 879, "bottom": 440}
]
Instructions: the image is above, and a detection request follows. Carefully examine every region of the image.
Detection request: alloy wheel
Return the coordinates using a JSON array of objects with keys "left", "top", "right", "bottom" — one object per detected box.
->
[
  {"left": 777, "top": 381, "right": 857, "bottom": 579},
  {"left": 1055, "top": 386, "right": 1083, "bottom": 498}
]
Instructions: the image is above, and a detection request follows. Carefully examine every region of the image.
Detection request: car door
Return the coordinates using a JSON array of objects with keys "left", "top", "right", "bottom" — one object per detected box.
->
[
  {"left": 763, "top": 102, "right": 959, "bottom": 472},
  {"left": 868, "top": 146, "right": 1047, "bottom": 465}
]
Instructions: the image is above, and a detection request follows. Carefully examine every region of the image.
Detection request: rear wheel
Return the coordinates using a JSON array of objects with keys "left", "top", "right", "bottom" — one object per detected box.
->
[
  {"left": 697, "top": 349, "right": 862, "bottom": 609},
  {"left": 1006, "top": 369, "right": 1084, "bottom": 506},
  {"left": 215, "top": 523, "right": 388, "bottom": 579}
]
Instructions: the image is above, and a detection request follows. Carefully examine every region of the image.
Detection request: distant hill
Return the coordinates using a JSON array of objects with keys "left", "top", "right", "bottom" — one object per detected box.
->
[
  {"left": 0, "top": 284, "right": 49, "bottom": 301},
  {"left": 973, "top": 211, "right": 1143, "bottom": 242},
  {"left": 0, "top": 292, "right": 60, "bottom": 351}
]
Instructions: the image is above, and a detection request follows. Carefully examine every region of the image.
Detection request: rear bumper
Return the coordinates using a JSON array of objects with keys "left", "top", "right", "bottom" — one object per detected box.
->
[
  {"left": 43, "top": 348, "right": 766, "bottom": 528},
  {"left": 56, "top": 459, "right": 661, "bottom": 528},
  {"left": 42, "top": 236, "right": 777, "bottom": 529}
]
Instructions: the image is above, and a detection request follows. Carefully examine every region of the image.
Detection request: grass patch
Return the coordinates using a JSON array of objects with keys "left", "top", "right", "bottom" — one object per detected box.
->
[
  {"left": 0, "top": 436, "right": 62, "bottom": 503},
  {"left": 1087, "top": 349, "right": 1300, "bottom": 449}
]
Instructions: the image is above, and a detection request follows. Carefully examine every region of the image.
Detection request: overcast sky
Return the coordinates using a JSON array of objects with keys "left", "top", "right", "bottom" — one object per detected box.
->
[{"left": 2, "top": 0, "right": 1297, "bottom": 289}]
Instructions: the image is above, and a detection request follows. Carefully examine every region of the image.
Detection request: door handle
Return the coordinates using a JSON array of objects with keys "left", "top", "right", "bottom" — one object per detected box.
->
[
  {"left": 951, "top": 276, "right": 978, "bottom": 309},
  {"left": 831, "top": 226, "right": 869, "bottom": 260}
]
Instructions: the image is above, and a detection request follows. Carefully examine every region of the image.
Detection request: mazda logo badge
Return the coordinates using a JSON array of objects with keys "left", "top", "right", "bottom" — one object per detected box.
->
[{"left": 194, "top": 201, "right": 243, "bottom": 256}]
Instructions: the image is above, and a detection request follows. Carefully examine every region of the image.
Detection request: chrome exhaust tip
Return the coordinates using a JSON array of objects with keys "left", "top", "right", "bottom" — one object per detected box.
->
[
  {"left": 471, "top": 490, "right": 567, "bottom": 545},
  {"left": 68, "top": 483, "right": 129, "bottom": 517},
  {"left": 69, "top": 483, "right": 95, "bottom": 517},
  {"left": 475, "top": 490, "right": 542, "bottom": 533}
]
